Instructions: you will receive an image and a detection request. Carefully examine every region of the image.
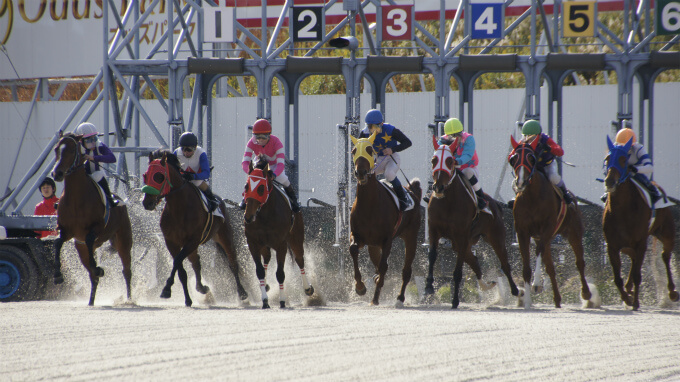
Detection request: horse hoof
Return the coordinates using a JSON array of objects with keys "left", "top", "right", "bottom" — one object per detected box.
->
[
  {"left": 95, "top": 267, "right": 105, "bottom": 277},
  {"left": 510, "top": 284, "right": 519, "bottom": 296},
  {"left": 185, "top": 299, "right": 193, "bottom": 307},
  {"left": 451, "top": 299, "right": 460, "bottom": 309},
  {"left": 532, "top": 285, "right": 543, "bottom": 294},
  {"left": 395, "top": 299, "right": 404, "bottom": 309},
  {"left": 280, "top": 301, "right": 286, "bottom": 309},
  {"left": 265, "top": 284, "right": 270, "bottom": 292},
  {"left": 54, "top": 272, "right": 64, "bottom": 285},
  {"left": 304, "top": 286, "right": 315, "bottom": 296},
  {"left": 424, "top": 285, "right": 435, "bottom": 295},
  {"left": 669, "top": 291, "right": 680, "bottom": 302},
  {"left": 262, "top": 299, "right": 270, "bottom": 309},
  {"left": 197, "top": 285, "right": 210, "bottom": 294},
  {"left": 239, "top": 291, "right": 249, "bottom": 301},
  {"left": 355, "top": 282, "right": 367, "bottom": 296},
  {"left": 160, "top": 287, "right": 171, "bottom": 299}
]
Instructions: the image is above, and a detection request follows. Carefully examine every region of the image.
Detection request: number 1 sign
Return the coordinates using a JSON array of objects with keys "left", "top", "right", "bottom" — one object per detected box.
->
[{"left": 471, "top": 1, "right": 504, "bottom": 39}]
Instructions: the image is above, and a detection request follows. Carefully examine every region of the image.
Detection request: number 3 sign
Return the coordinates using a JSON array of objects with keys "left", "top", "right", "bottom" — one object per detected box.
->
[{"left": 381, "top": 5, "right": 414, "bottom": 41}]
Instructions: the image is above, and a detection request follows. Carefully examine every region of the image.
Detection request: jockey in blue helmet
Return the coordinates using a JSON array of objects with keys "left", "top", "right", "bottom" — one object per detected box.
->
[{"left": 358, "top": 109, "right": 413, "bottom": 211}]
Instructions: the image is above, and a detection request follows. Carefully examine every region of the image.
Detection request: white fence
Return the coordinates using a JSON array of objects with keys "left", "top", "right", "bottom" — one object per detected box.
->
[{"left": 2, "top": 83, "right": 679, "bottom": 215}]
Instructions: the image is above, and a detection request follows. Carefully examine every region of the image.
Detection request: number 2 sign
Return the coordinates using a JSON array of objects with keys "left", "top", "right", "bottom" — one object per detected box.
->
[
  {"left": 471, "top": 1, "right": 504, "bottom": 39},
  {"left": 291, "top": 6, "right": 324, "bottom": 42},
  {"left": 381, "top": 5, "right": 414, "bottom": 41}
]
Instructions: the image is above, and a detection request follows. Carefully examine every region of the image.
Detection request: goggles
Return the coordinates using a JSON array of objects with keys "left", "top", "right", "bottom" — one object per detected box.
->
[
  {"left": 83, "top": 136, "right": 97, "bottom": 144},
  {"left": 181, "top": 146, "right": 195, "bottom": 153},
  {"left": 254, "top": 134, "right": 270, "bottom": 141}
]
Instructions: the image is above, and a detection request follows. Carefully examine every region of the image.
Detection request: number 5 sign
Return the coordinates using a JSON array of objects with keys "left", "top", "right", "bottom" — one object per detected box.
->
[
  {"left": 563, "top": 1, "right": 596, "bottom": 37},
  {"left": 381, "top": 5, "right": 414, "bottom": 41},
  {"left": 471, "top": 1, "right": 504, "bottom": 39},
  {"left": 657, "top": 0, "right": 680, "bottom": 35}
]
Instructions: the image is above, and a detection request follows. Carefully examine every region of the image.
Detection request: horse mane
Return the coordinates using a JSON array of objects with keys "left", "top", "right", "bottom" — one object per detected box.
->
[
  {"left": 149, "top": 148, "right": 181, "bottom": 172},
  {"left": 253, "top": 154, "right": 268, "bottom": 170},
  {"left": 406, "top": 178, "right": 423, "bottom": 200}
]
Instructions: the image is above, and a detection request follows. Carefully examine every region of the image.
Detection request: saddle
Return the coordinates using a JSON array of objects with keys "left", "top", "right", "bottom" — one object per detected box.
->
[
  {"left": 457, "top": 172, "right": 492, "bottom": 215},
  {"left": 190, "top": 184, "right": 224, "bottom": 219},
  {"left": 379, "top": 180, "right": 415, "bottom": 212}
]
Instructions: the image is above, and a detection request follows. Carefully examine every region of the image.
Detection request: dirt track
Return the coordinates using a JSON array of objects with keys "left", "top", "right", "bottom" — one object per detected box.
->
[{"left": 3, "top": 300, "right": 680, "bottom": 381}]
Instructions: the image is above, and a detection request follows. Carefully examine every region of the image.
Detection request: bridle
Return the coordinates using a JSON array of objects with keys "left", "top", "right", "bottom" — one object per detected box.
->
[
  {"left": 57, "top": 136, "right": 85, "bottom": 176},
  {"left": 431, "top": 144, "right": 459, "bottom": 188}
]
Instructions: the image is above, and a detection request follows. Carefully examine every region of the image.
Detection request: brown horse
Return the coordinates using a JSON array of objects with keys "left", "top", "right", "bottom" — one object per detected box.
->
[
  {"left": 508, "top": 136, "right": 592, "bottom": 308},
  {"left": 349, "top": 133, "right": 422, "bottom": 306},
  {"left": 243, "top": 154, "right": 314, "bottom": 309},
  {"left": 602, "top": 136, "right": 678, "bottom": 310},
  {"left": 426, "top": 139, "right": 519, "bottom": 308},
  {"left": 141, "top": 149, "right": 248, "bottom": 307},
  {"left": 51, "top": 132, "right": 132, "bottom": 306}
]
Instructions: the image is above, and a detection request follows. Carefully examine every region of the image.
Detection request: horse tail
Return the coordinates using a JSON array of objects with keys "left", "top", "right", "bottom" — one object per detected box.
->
[{"left": 407, "top": 178, "right": 422, "bottom": 200}]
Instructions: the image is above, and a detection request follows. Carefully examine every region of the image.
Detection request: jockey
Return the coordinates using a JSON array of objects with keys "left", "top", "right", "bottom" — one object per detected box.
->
[
  {"left": 173, "top": 132, "right": 219, "bottom": 212},
  {"left": 359, "top": 109, "right": 413, "bottom": 211},
  {"left": 515, "top": 119, "right": 574, "bottom": 205},
  {"left": 75, "top": 122, "right": 118, "bottom": 207},
  {"left": 438, "top": 118, "right": 487, "bottom": 210},
  {"left": 601, "top": 125, "right": 661, "bottom": 205},
  {"left": 34, "top": 177, "right": 59, "bottom": 238},
  {"left": 240, "top": 119, "right": 301, "bottom": 213}
]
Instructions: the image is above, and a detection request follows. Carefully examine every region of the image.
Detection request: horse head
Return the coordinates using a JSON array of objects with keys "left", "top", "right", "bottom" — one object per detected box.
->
[
  {"left": 430, "top": 135, "right": 457, "bottom": 198},
  {"left": 604, "top": 135, "right": 633, "bottom": 192},
  {"left": 350, "top": 132, "right": 377, "bottom": 185},
  {"left": 508, "top": 135, "right": 539, "bottom": 192},
  {"left": 243, "top": 154, "right": 273, "bottom": 224},
  {"left": 51, "top": 132, "right": 85, "bottom": 182},
  {"left": 141, "top": 149, "right": 178, "bottom": 210}
]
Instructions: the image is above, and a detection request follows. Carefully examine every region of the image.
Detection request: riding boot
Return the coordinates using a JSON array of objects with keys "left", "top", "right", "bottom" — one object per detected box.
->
[
  {"left": 507, "top": 199, "right": 515, "bottom": 209},
  {"left": 600, "top": 193, "right": 608, "bottom": 203},
  {"left": 390, "top": 178, "right": 411, "bottom": 211},
  {"left": 284, "top": 185, "right": 301, "bottom": 214},
  {"left": 202, "top": 186, "right": 219, "bottom": 212},
  {"left": 97, "top": 178, "right": 118, "bottom": 207},
  {"left": 559, "top": 184, "right": 574, "bottom": 205},
  {"left": 475, "top": 189, "right": 488, "bottom": 210},
  {"left": 238, "top": 198, "right": 246, "bottom": 210}
]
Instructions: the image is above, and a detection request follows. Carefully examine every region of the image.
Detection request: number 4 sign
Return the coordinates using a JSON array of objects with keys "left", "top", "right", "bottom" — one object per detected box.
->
[{"left": 471, "top": 0, "right": 504, "bottom": 39}]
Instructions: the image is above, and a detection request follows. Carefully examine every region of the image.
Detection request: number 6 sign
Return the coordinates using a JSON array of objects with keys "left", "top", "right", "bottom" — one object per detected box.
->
[
  {"left": 381, "top": 5, "right": 414, "bottom": 41},
  {"left": 657, "top": 0, "right": 680, "bottom": 35}
]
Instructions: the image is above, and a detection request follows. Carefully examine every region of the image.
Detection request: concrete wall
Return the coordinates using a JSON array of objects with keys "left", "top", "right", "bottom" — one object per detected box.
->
[{"left": 2, "top": 83, "right": 679, "bottom": 215}]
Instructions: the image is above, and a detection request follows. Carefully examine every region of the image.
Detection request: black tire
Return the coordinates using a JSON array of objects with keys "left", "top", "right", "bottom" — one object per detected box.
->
[{"left": 0, "top": 245, "right": 41, "bottom": 302}]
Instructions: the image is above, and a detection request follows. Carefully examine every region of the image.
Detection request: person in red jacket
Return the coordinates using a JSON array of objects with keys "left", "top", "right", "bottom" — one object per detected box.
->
[{"left": 34, "top": 177, "right": 59, "bottom": 238}]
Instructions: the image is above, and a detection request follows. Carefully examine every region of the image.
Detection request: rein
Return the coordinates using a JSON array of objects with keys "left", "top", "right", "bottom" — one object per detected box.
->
[
  {"left": 59, "top": 136, "right": 85, "bottom": 176},
  {"left": 511, "top": 145, "right": 537, "bottom": 183}
]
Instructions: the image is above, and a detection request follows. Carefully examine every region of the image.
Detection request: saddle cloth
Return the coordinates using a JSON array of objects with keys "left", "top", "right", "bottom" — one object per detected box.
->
[
  {"left": 379, "top": 180, "right": 415, "bottom": 212},
  {"left": 194, "top": 186, "right": 224, "bottom": 219}
]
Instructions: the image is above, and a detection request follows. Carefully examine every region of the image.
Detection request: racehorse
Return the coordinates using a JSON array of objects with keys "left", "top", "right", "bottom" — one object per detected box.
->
[
  {"left": 243, "top": 154, "right": 314, "bottom": 309},
  {"left": 349, "top": 133, "right": 422, "bottom": 306},
  {"left": 51, "top": 132, "right": 132, "bottom": 306},
  {"left": 602, "top": 136, "right": 678, "bottom": 310},
  {"left": 508, "top": 136, "right": 592, "bottom": 308},
  {"left": 426, "top": 138, "right": 519, "bottom": 308},
  {"left": 142, "top": 149, "right": 248, "bottom": 307}
]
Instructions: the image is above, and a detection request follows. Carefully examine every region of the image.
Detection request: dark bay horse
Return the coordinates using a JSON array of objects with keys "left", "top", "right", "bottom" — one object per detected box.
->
[
  {"left": 603, "top": 136, "right": 678, "bottom": 310},
  {"left": 142, "top": 149, "right": 248, "bottom": 307},
  {"left": 426, "top": 139, "right": 519, "bottom": 308},
  {"left": 243, "top": 154, "right": 314, "bottom": 309},
  {"left": 349, "top": 133, "right": 422, "bottom": 306},
  {"left": 51, "top": 132, "right": 132, "bottom": 306},
  {"left": 508, "top": 136, "right": 592, "bottom": 308}
]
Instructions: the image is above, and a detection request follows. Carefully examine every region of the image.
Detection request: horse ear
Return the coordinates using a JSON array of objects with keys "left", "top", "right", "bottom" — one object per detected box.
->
[
  {"left": 510, "top": 135, "right": 519, "bottom": 149},
  {"left": 530, "top": 136, "right": 540, "bottom": 151},
  {"left": 59, "top": 130, "right": 64, "bottom": 138},
  {"left": 606, "top": 135, "right": 615, "bottom": 151},
  {"left": 432, "top": 135, "right": 440, "bottom": 150},
  {"left": 368, "top": 131, "right": 377, "bottom": 144},
  {"left": 350, "top": 135, "right": 358, "bottom": 147},
  {"left": 623, "top": 137, "right": 633, "bottom": 151}
]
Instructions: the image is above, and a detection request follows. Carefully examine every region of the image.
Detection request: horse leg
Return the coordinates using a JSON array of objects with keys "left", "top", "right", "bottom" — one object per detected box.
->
[
  {"left": 487, "top": 223, "right": 519, "bottom": 296},
  {"left": 630, "top": 254, "right": 644, "bottom": 311},
  {"left": 607, "top": 245, "right": 633, "bottom": 306},
  {"left": 661, "top": 247, "right": 679, "bottom": 302},
  {"left": 214, "top": 234, "right": 249, "bottom": 301},
  {"left": 75, "top": 244, "right": 99, "bottom": 306},
  {"left": 111, "top": 236, "right": 132, "bottom": 301},
  {"left": 176, "top": 261, "right": 192, "bottom": 307},
  {"left": 396, "top": 234, "right": 417, "bottom": 305},
  {"left": 260, "top": 247, "right": 271, "bottom": 292},
  {"left": 516, "top": 232, "right": 533, "bottom": 308},
  {"left": 53, "top": 235, "right": 66, "bottom": 284},
  {"left": 540, "top": 243, "right": 561, "bottom": 308},
  {"left": 86, "top": 230, "right": 104, "bottom": 277},
  {"left": 349, "top": 234, "right": 366, "bottom": 296},
  {"left": 274, "top": 243, "right": 288, "bottom": 308},
  {"left": 653, "top": 211, "right": 679, "bottom": 302},
  {"left": 566, "top": 230, "right": 591, "bottom": 302},
  {"left": 188, "top": 251, "right": 210, "bottom": 294},
  {"left": 249, "top": 241, "right": 270, "bottom": 309},
  {"left": 371, "top": 244, "right": 390, "bottom": 306},
  {"left": 288, "top": 224, "right": 313, "bottom": 296},
  {"left": 425, "top": 229, "right": 440, "bottom": 296},
  {"left": 451, "top": 253, "right": 465, "bottom": 309}
]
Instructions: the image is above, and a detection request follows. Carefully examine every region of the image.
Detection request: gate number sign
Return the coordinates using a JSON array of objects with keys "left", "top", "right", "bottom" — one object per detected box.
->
[
  {"left": 471, "top": 2, "right": 504, "bottom": 39},
  {"left": 204, "top": 6, "right": 235, "bottom": 43},
  {"left": 292, "top": 6, "right": 324, "bottom": 42},
  {"left": 563, "top": 1, "right": 596, "bottom": 37},
  {"left": 382, "top": 5, "right": 414, "bottom": 41},
  {"left": 657, "top": 0, "right": 680, "bottom": 35}
]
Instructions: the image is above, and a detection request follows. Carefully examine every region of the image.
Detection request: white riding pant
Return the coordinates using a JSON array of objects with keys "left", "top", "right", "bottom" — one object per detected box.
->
[
  {"left": 374, "top": 153, "right": 400, "bottom": 182},
  {"left": 544, "top": 161, "right": 564, "bottom": 186},
  {"left": 461, "top": 167, "right": 482, "bottom": 191},
  {"left": 275, "top": 171, "right": 291, "bottom": 188},
  {"left": 90, "top": 170, "right": 105, "bottom": 182}
]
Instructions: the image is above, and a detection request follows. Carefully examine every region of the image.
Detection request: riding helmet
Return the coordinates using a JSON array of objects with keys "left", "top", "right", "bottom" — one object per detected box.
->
[
  {"left": 521, "top": 120, "right": 542, "bottom": 135},
  {"left": 365, "top": 109, "right": 384, "bottom": 125},
  {"left": 615, "top": 128, "right": 636, "bottom": 145},
  {"left": 444, "top": 118, "right": 464, "bottom": 135},
  {"left": 38, "top": 177, "right": 56, "bottom": 190},
  {"left": 252, "top": 119, "right": 272, "bottom": 135},
  {"left": 178, "top": 132, "right": 198, "bottom": 147},
  {"left": 75, "top": 122, "right": 98, "bottom": 138}
]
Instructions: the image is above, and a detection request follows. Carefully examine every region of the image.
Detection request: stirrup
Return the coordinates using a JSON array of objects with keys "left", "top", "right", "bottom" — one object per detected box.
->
[{"left": 477, "top": 198, "right": 487, "bottom": 210}]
